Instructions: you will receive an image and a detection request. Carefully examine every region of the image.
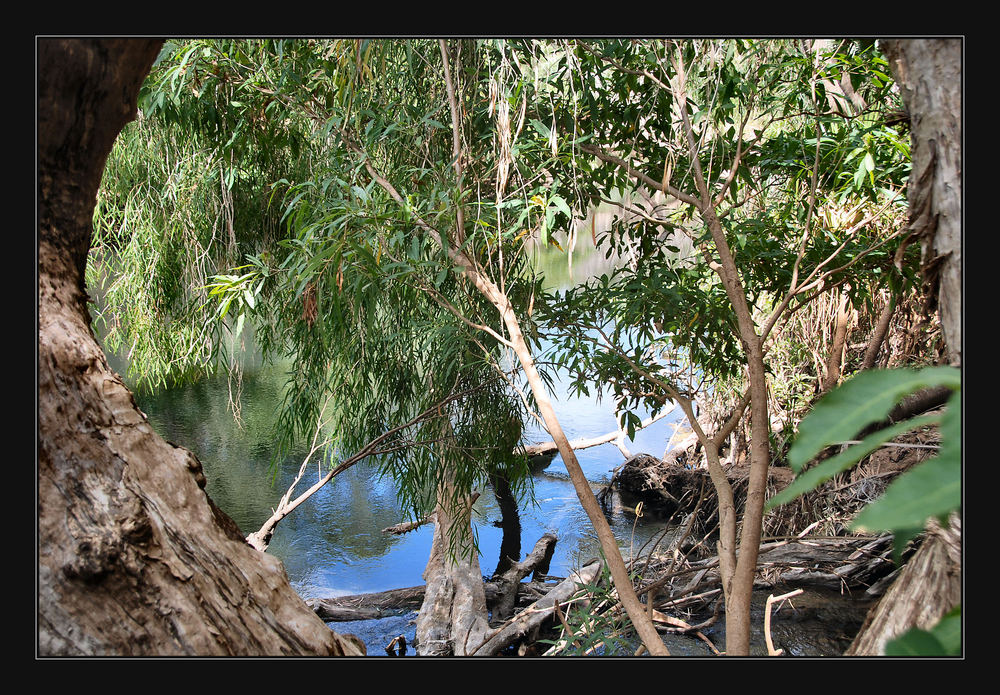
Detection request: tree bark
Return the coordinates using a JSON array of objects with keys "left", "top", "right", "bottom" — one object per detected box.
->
[
  {"left": 414, "top": 475, "right": 491, "bottom": 656},
  {"left": 861, "top": 291, "right": 896, "bottom": 370},
  {"left": 38, "top": 38, "right": 363, "bottom": 656},
  {"left": 843, "top": 39, "right": 963, "bottom": 655},
  {"left": 821, "top": 291, "right": 852, "bottom": 392},
  {"left": 880, "top": 39, "right": 962, "bottom": 367},
  {"left": 845, "top": 515, "right": 961, "bottom": 655}
]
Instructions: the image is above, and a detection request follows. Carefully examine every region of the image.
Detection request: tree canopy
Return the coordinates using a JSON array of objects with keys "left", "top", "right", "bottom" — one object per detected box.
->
[{"left": 88, "top": 38, "right": 944, "bottom": 656}]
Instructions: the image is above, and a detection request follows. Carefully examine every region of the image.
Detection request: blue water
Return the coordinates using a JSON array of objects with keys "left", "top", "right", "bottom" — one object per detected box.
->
[{"left": 137, "top": 360, "right": 685, "bottom": 598}]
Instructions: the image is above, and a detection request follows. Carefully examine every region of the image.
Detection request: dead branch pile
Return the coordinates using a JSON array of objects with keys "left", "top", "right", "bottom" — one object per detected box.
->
[
  {"left": 611, "top": 420, "right": 941, "bottom": 543},
  {"left": 636, "top": 532, "right": 898, "bottom": 621}
]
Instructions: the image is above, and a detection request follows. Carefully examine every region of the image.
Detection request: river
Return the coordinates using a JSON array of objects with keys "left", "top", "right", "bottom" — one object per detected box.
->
[
  {"left": 102, "top": 228, "right": 871, "bottom": 656},
  {"left": 128, "top": 348, "right": 687, "bottom": 653}
]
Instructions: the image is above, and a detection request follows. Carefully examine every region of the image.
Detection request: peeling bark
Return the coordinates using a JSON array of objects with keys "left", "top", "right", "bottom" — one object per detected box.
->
[
  {"left": 38, "top": 38, "right": 363, "bottom": 657},
  {"left": 881, "top": 39, "right": 962, "bottom": 366},
  {"left": 845, "top": 516, "right": 961, "bottom": 655},
  {"left": 841, "top": 37, "right": 964, "bottom": 656}
]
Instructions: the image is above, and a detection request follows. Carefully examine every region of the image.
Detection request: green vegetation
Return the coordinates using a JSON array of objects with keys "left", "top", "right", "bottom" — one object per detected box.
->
[
  {"left": 766, "top": 366, "right": 961, "bottom": 655},
  {"left": 89, "top": 38, "right": 957, "bottom": 656}
]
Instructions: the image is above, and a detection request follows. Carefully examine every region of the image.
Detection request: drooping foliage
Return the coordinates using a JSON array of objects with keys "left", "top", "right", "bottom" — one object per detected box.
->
[
  {"left": 89, "top": 41, "right": 946, "bottom": 651},
  {"left": 89, "top": 38, "right": 558, "bottom": 531}
]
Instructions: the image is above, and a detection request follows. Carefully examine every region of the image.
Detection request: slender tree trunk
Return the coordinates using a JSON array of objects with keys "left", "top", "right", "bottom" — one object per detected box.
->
[
  {"left": 38, "top": 38, "right": 364, "bottom": 657},
  {"left": 821, "top": 290, "right": 852, "bottom": 392},
  {"left": 861, "top": 291, "right": 896, "bottom": 370},
  {"left": 478, "top": 281, "right": 671, "bottom": 655},
  {"left": 691, "top": 183, "right": 772, "bottom": 658}
]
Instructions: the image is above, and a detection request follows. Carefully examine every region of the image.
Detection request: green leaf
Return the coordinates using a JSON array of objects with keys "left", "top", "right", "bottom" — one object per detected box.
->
[
  {"left": 884, "top": 606, "right": 961, "bottom": 656},
  {"left": 889, "top": 526, "right": 924, "bottom": 566},
  {"left": 530, "top": 119, "right": 551, "bottom": 139},
  {"left": 884, "top": 629, "right": 946, "bottom": 656},
  {"left": 787, "top": 367, "right": 960, "bottom": 473},
  {"left": 849, "top": 390, "right": 960, "bottom": 535},
  {"left": 550, "top": 195, "right": 572, "bottom": 220},
  {"left": 766, "top": 414, "right": 939, "bottom": 511}
]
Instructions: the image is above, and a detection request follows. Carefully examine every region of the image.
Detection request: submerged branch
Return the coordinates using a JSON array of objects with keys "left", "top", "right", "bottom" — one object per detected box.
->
[
  {"left": 519, "top": 405, "right": 675, "bottom": 458},
  {"left": 246, "top": 384, "right": 489, "bottom": 552}
]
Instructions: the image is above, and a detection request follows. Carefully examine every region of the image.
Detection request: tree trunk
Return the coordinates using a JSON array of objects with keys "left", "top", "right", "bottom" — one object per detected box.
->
[
  {"left": 845, "top": 515, "right": 961, "bottom": 655},
  {"left": 38, "top": 38, "right": 363, "bottom": 657},
  {"left": 821, "top": 290, "right": 852, "bottom": 392},
  {"left": 414, "top": 476, "right": 491, "bottom": 656},
  {"left": 489, "top": 472, "right": 522, "bottom": 577},
  {"left": 861, "top": 290, "right": 896, "bottom": 370},
  {"left": 880, "top": 39, "right": 962, "bottom": 367},
  {"left": 841, "top": 37, "right": 964, "bottom": 657}
]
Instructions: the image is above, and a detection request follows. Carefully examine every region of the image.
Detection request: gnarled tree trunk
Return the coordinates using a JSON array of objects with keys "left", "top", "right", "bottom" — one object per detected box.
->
[
  {"left": 38, "top": 38, "right": 363, "bottom": 656},
  {"left": 881, "top": 38, "right": 962, "bottom": 367},
  {"left": 845, "top": 515, "right": 961, "bottom": 655},
  {"left": 414, "top": 477, "right": 490, "bottom": 656}
]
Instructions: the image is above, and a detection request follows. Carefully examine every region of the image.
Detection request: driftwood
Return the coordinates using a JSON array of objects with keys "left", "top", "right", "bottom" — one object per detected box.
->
[
  {"left": 640, "top": 533, "right": 896, "bottom": 614},
  {"left": 307, "top": 534, "right": 895, "bottom": 655},
  {"left": 308, "top": 578, "right": 570, "bottom": 622},
  {"left": 309, "top": 532, "right": 559, "bottom": 627},
  {"left": 491, "top": 533, "right": 558, "bottom": 622},
  {"left": 471, "top": 560, "right": 604, "bottom": 657},
  {"left": 519, "top": 405, "right": 675, "bottom": 459},
  {"left": 308, "top": 586, "right": 426, "bottom": 621}
]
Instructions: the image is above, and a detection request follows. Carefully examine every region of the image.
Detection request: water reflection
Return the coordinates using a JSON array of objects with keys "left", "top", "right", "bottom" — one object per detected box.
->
[{"left": 134, "top": 360, "right": 684, "bottom": 603}]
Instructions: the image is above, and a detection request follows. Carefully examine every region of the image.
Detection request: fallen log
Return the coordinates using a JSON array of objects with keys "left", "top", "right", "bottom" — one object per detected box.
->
[
  {"left": 307, "top": 586, "right": 426, "bottom": 621},
  {"left": 471, "top": 560, "right": 603, "bottom": 657},
  {"left": 308, "top": 579, "right": 569, "bottom": 623},
  {"left": 640, "top": 533, "right": 896, "bottom": 614}
]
